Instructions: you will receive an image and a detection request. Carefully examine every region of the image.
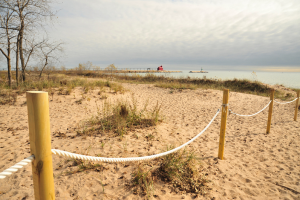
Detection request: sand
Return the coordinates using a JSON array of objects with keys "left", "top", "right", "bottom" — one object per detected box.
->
[{"left": 0, "top": 82, "right": 299, "bottom": 200}]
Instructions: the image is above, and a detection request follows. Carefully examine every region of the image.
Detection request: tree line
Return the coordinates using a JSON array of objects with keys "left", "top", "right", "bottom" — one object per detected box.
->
[{"left": 0, "top": 0, "right": 63, "bottom": 88}]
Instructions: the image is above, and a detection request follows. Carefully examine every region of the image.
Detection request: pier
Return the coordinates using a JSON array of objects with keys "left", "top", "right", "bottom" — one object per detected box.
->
[
  {"left": 101, "top": 69, "right": 182, "bottom": 73},
  {"left": 117, "top": 70, "right": 182, "bottom": 73},
  {"left": 189, "top": 71, "right": 208, "bottom": 73}
]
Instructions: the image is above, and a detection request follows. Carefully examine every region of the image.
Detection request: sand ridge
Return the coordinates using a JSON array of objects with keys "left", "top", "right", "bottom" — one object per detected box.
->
[{"left": 0, "top": 82, "right": 299, "bottom": 199}]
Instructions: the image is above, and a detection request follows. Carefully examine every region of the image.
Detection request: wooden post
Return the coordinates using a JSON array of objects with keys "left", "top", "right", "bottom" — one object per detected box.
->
[
  {"left": 218, "top": 89, "right": 229, "bottom": 160},
  {"left": 26, "top": 91, "right": 55, "bottom": 200},
  {"left": 294, "top": 90, "right": 300, "bottom": 121},
  {"left": 266, "top": 89, "right": 275, "bottom": 134}
]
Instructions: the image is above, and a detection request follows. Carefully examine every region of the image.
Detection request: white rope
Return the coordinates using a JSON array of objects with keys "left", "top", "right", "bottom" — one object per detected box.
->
[
  {"left": 274, "top": 97, "right": 298, "bottom": 105},
  {"left": 229, "top": 100, "right": 272, "bottom": 117},
  {"left": 52, "top": 109, "right": 220, "bottom": 162},
  {"left": 0, "top": 155, "right": 34, "bottom": 179}
]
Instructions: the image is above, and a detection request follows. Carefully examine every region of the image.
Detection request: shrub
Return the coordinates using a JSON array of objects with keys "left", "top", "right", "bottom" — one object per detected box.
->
[
  {"left": 78, "top": 97, "right": 162, "bottom": 137},
  {"left": 154, "top": 149, "right": 210, "bottom": 195},
  {"left": 131, "top": 164, "right": 154, "bottom": 198}
]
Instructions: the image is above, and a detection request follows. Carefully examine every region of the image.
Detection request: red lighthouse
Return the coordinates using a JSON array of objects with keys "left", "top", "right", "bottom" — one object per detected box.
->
[{"left": 157, "top": 65, "right": 163, "bottom": 71}]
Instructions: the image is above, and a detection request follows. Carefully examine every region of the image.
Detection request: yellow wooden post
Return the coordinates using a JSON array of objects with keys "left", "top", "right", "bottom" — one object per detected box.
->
[
  {"left": 26, "top": 91, "right": 55, "bottom": 200},
  {"left": 218, "top": 89, "right": 229, "bottom": 160},
  {"left": 266, "top": 89, "right": 275, "bottom": 134},
  {"left": 294, "top": 90, "right": 300, "bottom": 121}
]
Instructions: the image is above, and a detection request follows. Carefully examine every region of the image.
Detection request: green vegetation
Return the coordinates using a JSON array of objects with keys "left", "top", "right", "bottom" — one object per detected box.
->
[
  {"left": 2, "top": 61, "right": 298, "bottom": 103},
  {"left": 130, "top": 149, "right": 209, "bottom": 198},
  {"left": 155, "top": 149, "right": 209, "bottom": 195},
  {"left": 155, "top": 82, "right": 197, "bottom": 90},
  {"left": 0, "top": 71, "right": 124, "bottom": 105},
  {"left": 0, "top": 90, "right": 18, "bottom": 105},
  {"left": 132, "top": 164, "right": 154, "bottom": 198},
  {"left": 61, "top": 70, "right": 298, "bottom": 100},
  {"left": 77, "top": 96, "right": 162, "bottom": 137},
  {"left": 2, "top": 65, "right": 297, "bottom": 102},
  {"left": 62, "top": 158, "right": 106, "bottom": 176}
]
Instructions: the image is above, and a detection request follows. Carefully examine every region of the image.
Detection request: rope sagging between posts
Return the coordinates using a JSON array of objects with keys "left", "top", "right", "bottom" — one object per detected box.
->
[
  {"left": 52, "top": 109, "right": 221, "bottom": 162},
  {"left": 0, "top": 155, "right": 34, "bottom": 179},
  {"left": 229, "top": 100, "right": 272, "bottom": 117},
  {"left": 274, "top": 97, "right": 298, "bottom": 105},
  {"left": 0, "top": 109, "right": 220, "bottom": 179}
]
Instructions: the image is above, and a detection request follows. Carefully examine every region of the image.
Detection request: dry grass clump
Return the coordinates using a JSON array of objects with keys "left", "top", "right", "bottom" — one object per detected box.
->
[
  {"left": 110, "top": 82, "right": 125, "bottom": 93},
  {"left": 0, "top": 72, "right": 125, "bottom": 104},
  {"left": 155, "top": 150, "right": 209, "bottom": 195},
  {"left": 130, "top": 149, "right": 210, "bottom": 198},
  {"left": 0, "top": 90, "right": 18, "bottom": 105},
  {"left": 2, "top": 69, "right": 297, "bottom": 100},
  {"left": 77, "top": 97, "right": 162, "bottom": 137},
  {"left": 66, "top": 159, "right": 105, "bottom": 173},
  {"left": 155, "top": 82, "right": 197, "bottom": 90},
  {"left": 71, "top": 71, "right": 298, "bottom": 100},
  {"left": 274, "top": 91, "right": 295, "bottom": 101},
  {"left": 131, "top": 164, "right": 154, "bottom": 198}
]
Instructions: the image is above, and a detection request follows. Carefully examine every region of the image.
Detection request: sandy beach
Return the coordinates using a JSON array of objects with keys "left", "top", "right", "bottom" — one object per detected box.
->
[{"left": 0, "top": 82, "right": 299, "bottom": 200}]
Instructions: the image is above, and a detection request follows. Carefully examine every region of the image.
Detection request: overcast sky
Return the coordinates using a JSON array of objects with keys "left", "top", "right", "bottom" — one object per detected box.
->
[{"left": 47, "top": 0, "right": 300, "bottom": 71}]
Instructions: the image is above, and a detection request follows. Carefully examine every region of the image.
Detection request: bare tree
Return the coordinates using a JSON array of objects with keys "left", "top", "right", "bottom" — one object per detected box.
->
[
  {"left": 38, "top": 40, "right": 63, "bottom": 79},
  {"left": 105, "top": 64, "right": 117, "bottom": 71},
  {"left": 22, "top": 37, "right": 45, "bottom": 75},
  {"left": 0, "top": 4, "right": 17, "bottom": 88},
  {"left": 92, "top": 65, "right": 101, "bottom": 71},
  {"left": 1, "top": 0, "right": 56, "bottom": 82},
  {"left": 14, "top": 32, "right": 20, "bottom": 85},
  {"left": 105, "top": 64, "right": 117, "bottom": 78}
]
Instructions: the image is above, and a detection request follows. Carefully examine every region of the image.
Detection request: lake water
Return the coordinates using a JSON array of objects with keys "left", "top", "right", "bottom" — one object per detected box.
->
[{"left": 122, "top": 70, "right": 300, "bottom": 89}]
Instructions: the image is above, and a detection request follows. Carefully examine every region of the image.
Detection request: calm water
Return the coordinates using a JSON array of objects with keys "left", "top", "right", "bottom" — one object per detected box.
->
[{"left": 121, "top": 70, "right": 300, "bottom": 89}]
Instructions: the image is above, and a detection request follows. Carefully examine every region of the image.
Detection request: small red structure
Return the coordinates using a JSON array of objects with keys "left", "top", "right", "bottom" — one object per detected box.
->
[{"left": 157, "top": 65, "right": 163, "bottom": 71}]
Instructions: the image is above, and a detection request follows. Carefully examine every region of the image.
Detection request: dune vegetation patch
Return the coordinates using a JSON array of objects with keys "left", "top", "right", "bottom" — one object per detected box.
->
[
  {"left": 65, "top": 70, "right": 298, "bottom": 100},
  {"left": 129, "top": 149, "right": 210, "bottom": 199},
  {"left": 0, "top": 72, "right": 125, "bottom": 105},
  {"left": 77, "top": 96, "right": 163, "bottom": 138},
  {"left": 155, "top": 82, "right": 197, "bottom": 90}
]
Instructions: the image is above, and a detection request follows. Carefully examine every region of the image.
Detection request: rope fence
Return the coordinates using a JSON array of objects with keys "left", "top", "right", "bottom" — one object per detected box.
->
[
  {"left": 229, "top": 100, "right": 272, "bottom": 117},
  {"left": 0, "top": 155, "right": 34, "bottom": 179},
  {"left": 0, "top": 109, "right": 220, "bottom": 179},
  {"left": 274, "top": 97, "right": 298, "bottom": 104},
  {"left": 0, "top": 89, "right": 299, "bottom": 199},
  {"left": 52, "top": 108, "right": 220, "bottom": 162}
]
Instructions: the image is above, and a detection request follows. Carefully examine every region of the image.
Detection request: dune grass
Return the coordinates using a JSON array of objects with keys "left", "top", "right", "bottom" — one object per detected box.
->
[
  {"left": 2, "top": 70, "right": 296, "bottom": 102},
  {"left": 155, "top": 149, "right": 209, "bottom": 195},
  {"left": 2, "top": 69, "right": 299, "bottom": 98},
  {"left": 62, "top": 70, "right": 298, "bottom": 100},
  {"left": 77, "top": 96, "right": 162, "bottom": 138},
  {"left": 0, "top": 72, "right": 125, "bottom": 105},
  {"left": 130, "top": 149, "right": 209, "bottom": 198},
  {"left": 155, "top": 82, "right": 197, "bottom": 90},
  {"left": 131, "top": 164, "right": 154, "bottom": 198}
]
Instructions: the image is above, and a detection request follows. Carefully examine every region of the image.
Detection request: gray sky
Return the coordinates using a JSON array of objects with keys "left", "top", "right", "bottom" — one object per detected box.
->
[{"left": 48, "top": 0, "right": 300, "bottom": 71}]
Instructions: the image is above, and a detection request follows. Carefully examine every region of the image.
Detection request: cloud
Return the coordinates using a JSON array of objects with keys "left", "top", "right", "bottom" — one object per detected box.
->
[{"left": 48, "top": 0, "right": 300, "bottom": 69}]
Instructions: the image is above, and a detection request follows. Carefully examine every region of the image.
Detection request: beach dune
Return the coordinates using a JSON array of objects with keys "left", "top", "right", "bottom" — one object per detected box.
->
[{"left": 0, "top": 83, "right": 299, "bottom": 199}]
